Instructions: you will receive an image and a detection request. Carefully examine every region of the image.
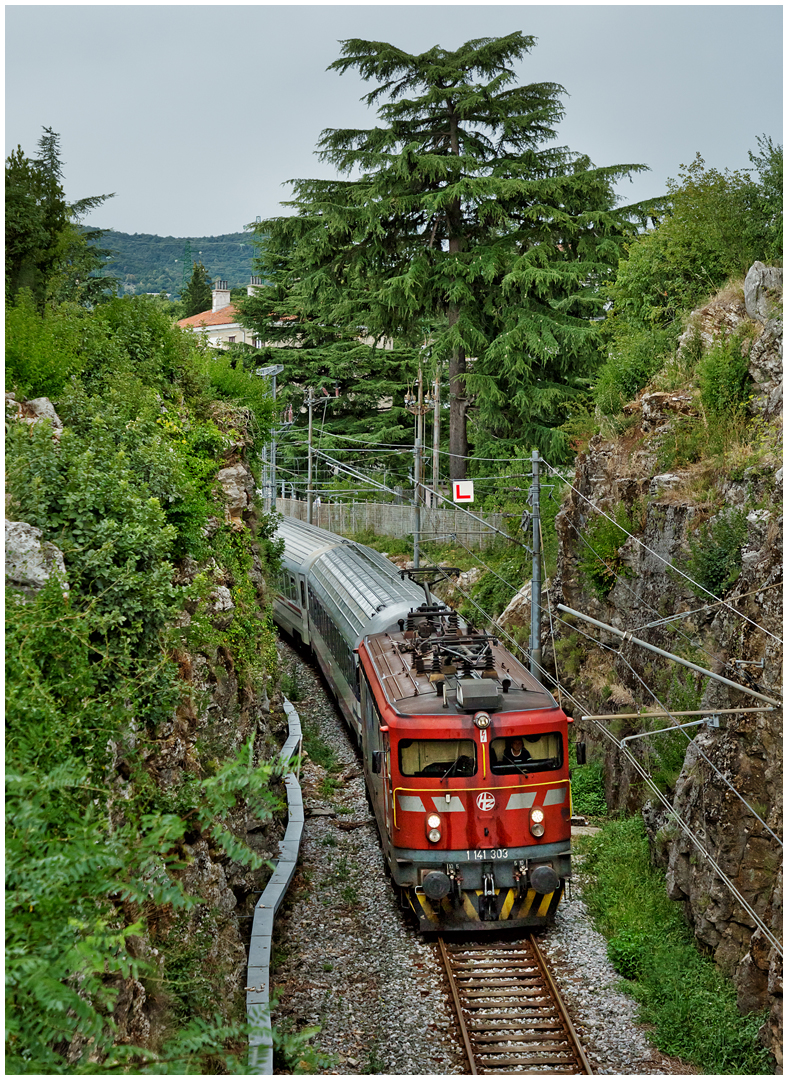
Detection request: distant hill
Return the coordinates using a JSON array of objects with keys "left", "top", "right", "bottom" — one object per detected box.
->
[{"left": 93, "top": 230, "right": 258, "bottom": 298}]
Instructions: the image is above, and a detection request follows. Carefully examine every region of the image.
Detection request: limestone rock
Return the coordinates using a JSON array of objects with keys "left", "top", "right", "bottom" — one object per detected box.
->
[
  {"left": 5, "top": 520, "right": 68, "bottom": 597},
  {"left": 744, "top": 261, "right": 783, "bottom": 324},
  {"left": 6, "top": 394, "right": 64, "bottom": 440},
  {"left": 748, "top": 316, "right": 783, "bottom": 419},
  {"left": 208, "top": 584, "right": 235, "bottom": 629},
  {"left": 458, "top": 566, "right": 483, "bottom": 590},
  {"left": 498, "top": 581, "right": 532, "bottom": 631},
  {"left": 640, "top": 391, "right": 696, "bottom": 432},
  {"left": 677, "top": 291, "right": 748, "bottom": 357},
  {"left": 649, "top": 473, "right": 683, "bottom": 495},
  {"left": 217, "top": 463, "right": 254, "bottom": 528},
  {"left": 548, "top": 272, "right": 783, "bottom": 1064}
]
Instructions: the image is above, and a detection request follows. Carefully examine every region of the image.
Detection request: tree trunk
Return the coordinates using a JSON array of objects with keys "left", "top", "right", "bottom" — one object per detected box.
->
[
  {"left": 447, "top": 105, "right": 468, "bottom": 481},
  {"left": 448, "top": 311, "right": 468, "bottom": 480}
]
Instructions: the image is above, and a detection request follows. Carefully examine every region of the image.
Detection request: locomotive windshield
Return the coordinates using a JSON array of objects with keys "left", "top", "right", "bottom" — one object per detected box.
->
[
  {"left": 490, "top": 733, "right": 562, "bottom": 774},
  {"left": 398, "top": 739, "right": 477, "bottom": 778}
]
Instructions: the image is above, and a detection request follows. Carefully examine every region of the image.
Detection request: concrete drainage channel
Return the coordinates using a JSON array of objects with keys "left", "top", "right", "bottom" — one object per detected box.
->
[{"left": 246, "top": 698, "right": 304, "bottom": 1074}]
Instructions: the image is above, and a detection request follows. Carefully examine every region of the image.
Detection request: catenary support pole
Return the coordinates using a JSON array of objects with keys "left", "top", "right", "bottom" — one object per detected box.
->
[
  {"left": 270, "top": 372, "right": 277, "bottom": 509},
  {"left": 413, "top": 435, "right": 422, "bottom": 568},
  {"left": 530, "top": 449, "right": 541, "bottom": 677},
  {"left": 306, "top": 389, "right": 314, "bottom": 525},
  {"left": 432, "top": 364, "right": 440, "bottom": 508}
]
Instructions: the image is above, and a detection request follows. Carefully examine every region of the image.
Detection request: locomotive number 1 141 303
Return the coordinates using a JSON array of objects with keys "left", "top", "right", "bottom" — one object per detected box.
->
[{"left": 467, "top": 848, "right": 509, "bottom": 860}]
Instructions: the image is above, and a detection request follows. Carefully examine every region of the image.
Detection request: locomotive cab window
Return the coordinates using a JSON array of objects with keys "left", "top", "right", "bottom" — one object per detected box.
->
[
  {"left": 399, "top": 739, "right": 477, "bottom": 778},
  {"left": 490, "top": 733, "right": 562, "bottom": 774}
]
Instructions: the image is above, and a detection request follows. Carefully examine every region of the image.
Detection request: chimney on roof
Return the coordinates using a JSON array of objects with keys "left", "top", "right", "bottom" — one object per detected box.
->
[
  {"left": 248, "top": 276, "right": 263, "bottom": 296},
  {"left": 212, "top": 279, "right": 230, "bottom": 312}
]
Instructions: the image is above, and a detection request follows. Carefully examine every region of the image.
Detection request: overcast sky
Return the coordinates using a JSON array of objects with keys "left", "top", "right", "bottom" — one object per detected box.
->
[{"left": 5, "top": 3, "right": 783, "bottom": 238}]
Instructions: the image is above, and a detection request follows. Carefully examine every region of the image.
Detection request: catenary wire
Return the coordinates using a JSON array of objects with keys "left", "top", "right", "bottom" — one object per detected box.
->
[
  {"left": 632, "top": 581, "right": 783, "bottom": 633},
  {"left": 540, "top": 459, "right": 782, "bottom": 645},
  {"left": 546, "top": 604, "right": 783, "bottom": 848},
  {"left": 559, "top": 510, "right": 736, "bottom": 677},
  {"left": 496, "top": 612, "right": 784, "bottom": 953},
  {"left": 285, "top": 437, "right": 780, "bottom": 658},
  {"left": 611, "top": 647, "right": 783, "bottom": 848},
  {"left": 449, "top": 507, "right": 744, "bottom": 694}
]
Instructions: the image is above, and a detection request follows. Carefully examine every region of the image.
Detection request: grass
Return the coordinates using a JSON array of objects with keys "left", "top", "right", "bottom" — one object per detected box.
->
[
  {"left": 318, "top": 774, "right": 341, "bottom": 799},
  {"left": 280, "top": 662, "right": 303, "bottom": 702},
  {"left": 570, "top": 754, "right": 607, "bottom": 818},
  {"left": 577, "top": 815, "right": 772, "bottom": 1074},
  {"left": 272, "top": 1015, "right": 335, "bottom": 1074},
  {"left": 300, "top": 715, "right": 340, "bottom": 773}
]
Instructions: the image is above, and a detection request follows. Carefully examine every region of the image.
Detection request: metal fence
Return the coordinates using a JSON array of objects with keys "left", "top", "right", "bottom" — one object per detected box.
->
[{"left": 275, "top": 497, "right": 510, "bottom": 550}]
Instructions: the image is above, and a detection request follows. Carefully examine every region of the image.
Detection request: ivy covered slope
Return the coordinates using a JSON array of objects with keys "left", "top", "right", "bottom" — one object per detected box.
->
[
  {"left": 6, "top": 291, "right": 286, "bottom": 1072},
  {"left": 547, "top": 144, "right": 783, "bottom": 1065}
]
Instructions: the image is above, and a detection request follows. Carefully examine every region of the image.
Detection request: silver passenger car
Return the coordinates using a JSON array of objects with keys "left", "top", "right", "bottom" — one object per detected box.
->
[{"left": 273, "top": 516, "right": 425, "bottom": 736}]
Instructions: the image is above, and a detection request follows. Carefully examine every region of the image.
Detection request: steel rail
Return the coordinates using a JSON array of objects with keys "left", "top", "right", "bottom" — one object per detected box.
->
[
  {"left": 438, "top": 936, "right": 478, "bottom": 1075},
  {"left": 529, "top": 934, "right": 593, "bottom": 1075},
  {"left": 438, "top": 935, "right": 593, "bottom": 1074}
]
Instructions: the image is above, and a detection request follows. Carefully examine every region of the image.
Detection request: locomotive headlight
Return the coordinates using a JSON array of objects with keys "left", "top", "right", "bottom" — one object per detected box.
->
[
  {"left": 426, "top": 813, "right": 442, "bottom": 842},
  {"left": 530, "top": 807, "right": 545, "bottom": 837},
  {"left": 473, "top": 711, "right": 491, "bottom": 729},
  {"left": 531, "top": 808, "right": 544, "bottom": 823}
]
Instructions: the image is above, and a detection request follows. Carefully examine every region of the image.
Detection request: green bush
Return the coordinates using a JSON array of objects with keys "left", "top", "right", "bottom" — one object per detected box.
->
[
  {"left": 6, "top": 418, "right": 180, "bottom": 658},
  {"left": 202, "top": 348, "right": 275, "bottom": 443},
  {"left": 594, "top": 142, "right": 781, "bottom": 422},
  {"left": 748, "top": 134, "right": 783, "bottom": 263},
  {"left": 5, "top": 290, "right": 83, "bottom": 397},
  {"left": 682, "top": 510, "right": 748, "bottom": 599},
  {"left": 579, "top": 815, "right": 771, "bottom": 1073},
  {"left": 5, "top": 289, "right": 281, "bottom": 1070},
  {"left": 608, "top": 928, "right": 648, "bottom": 979},
  {"left": 577, "top": 502, "right": 635, "bottom": 600},
  {"left": 570, "top": 758, "right": 607, "bottom": 817},
  {"left": 594, "top": 324, "right": 675, "bottom": 415},
  {"left": 698, "top": 333, "right": 752, "bottom": 418},
  {"left": 609, "top": 154, "right": 770, "bottom": 332}
]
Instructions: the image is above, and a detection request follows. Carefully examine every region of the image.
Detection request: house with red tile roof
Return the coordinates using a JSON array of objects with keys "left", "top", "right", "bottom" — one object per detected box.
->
[{"left": 177, "top": 278, "right": 266, "bottom": 348}]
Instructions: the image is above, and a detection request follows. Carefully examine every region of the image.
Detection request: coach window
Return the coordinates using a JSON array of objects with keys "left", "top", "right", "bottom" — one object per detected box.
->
[
  {"left": 399, "top": 739, "right": 477, "bottom": 778},
  {"left": 490, "top": 733, "right": 562, "bottom": 774}
]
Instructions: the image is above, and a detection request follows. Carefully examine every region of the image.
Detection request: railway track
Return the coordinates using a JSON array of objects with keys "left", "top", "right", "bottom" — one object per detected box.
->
[{"left": 439, "top": 935, "right": 593, "bottom": 1074}]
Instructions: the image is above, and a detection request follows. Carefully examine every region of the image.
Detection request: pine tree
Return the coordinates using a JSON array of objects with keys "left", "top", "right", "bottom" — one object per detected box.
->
[
  {"left": 180, "top": 260, "right": 213, "bottom": 317},
  {"left": 5, "top": 128, "right": 114, "bottom": 308},
  {"left": 248, "top": 34, "right": 656, "bottom": 472}
]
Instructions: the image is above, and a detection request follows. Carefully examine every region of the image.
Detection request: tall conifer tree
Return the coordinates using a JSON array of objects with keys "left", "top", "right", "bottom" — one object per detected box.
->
[{"left": 246, "top": 34, "right": 655, "bottom": 472}]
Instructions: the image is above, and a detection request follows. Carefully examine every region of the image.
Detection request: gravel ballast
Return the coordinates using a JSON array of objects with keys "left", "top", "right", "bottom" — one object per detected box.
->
[{"left": 270, "top": 641, "right": 694, "bottom": 1074}]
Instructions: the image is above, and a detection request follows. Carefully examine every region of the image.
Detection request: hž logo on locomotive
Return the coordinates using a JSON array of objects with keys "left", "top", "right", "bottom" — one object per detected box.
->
[{"left": 476, "top": 791, "right": 496, "bottom": 812}]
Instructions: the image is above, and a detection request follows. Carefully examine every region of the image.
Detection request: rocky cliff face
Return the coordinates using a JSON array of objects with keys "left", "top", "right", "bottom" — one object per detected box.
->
[
  {"left": 541, "top": 264, "right": 783, "bottom": 1065},
  {"left": 107, "top": 408, "right": 286, "bottom": 1056}
]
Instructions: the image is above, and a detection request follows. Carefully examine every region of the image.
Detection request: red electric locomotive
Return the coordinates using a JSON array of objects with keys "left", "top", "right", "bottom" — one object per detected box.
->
[{"left": 358, "top": 588, "right": 571, "bottom": 932}]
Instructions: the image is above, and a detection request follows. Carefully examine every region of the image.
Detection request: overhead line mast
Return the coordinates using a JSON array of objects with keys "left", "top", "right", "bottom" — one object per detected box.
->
[{"left": 530, "top": 449, "right": 542, "bottom": 678}]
